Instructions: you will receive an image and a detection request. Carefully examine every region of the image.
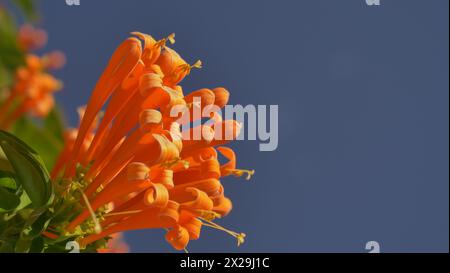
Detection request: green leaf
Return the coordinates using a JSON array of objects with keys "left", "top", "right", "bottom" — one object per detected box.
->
[
  {"left": 44, "top": 107, "right": 66, "bottom": 143},
  {"left": 0, "top": 186, "right": 20, "bottom": 211},
  {"left": 0, "top": 130, "right": 45, "bottom": 167},
  {"left": 14, "top": 234, "right": 33, "bottom": 253},
  {"left": 29, "top": 236, "right": 44, "bottom": 253},
  {"left": 0, "top": 147, "right": 13, "bottom": 172},
  {"left": 28, "top": 210, "right": 52, "bottom": 238},
  {"left": 0, "top": 164, "right": 21, "bottom": 212},
  {"left": 15, "top": 206, "right": 48, "bottom": 252},
  {"left": 0, "top": 170, "right": 17, "bottom": 190},
  {"left": 11, "top": 118, "right": 63, "bottom": 170},
  {"left": 0, "top": 138, "right": 50, "bottom": 208},
  {"left": 0, "top": 237, "right": 17, "bottom": 252},
  {"left": 15, "top": 189, "right": 32, "bottom": 211}
]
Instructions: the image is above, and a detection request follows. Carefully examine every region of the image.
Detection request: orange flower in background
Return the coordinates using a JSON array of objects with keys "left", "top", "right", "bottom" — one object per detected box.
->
[
  {"left": 48, "top": 32, "right": 254, "bottom": 251},
  {"left": 17, "top": 24, "right": 48, "bottom": 51},
  {"left": 97, "top": 233, "right": 129, "bottom": 253},
  {"left": 0, "top": 25, "right": 65, "bottom": 130}
]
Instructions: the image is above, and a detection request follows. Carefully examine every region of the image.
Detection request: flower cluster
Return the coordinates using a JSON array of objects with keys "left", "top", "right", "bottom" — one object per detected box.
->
[
  {"left": 49, "top": 32, "right": 253, "bottom": 251},
  {"left": 0, "top": 25, "right": 65, "bottom": 130}
]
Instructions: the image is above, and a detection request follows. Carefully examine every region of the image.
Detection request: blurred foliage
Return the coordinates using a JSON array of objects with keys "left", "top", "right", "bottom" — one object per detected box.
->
[
  {"left": 1, "top": 0, "right": 65, "bottom": 171},
  {"left": 0, "top": 7, "right": 23, "bottom": 88},
  {"left": 13, "top": 0, "right": 40, "bottom": 21},
  {"left": 10, "top": 108, "right": 66, "bottom": 170},
  {"left": 0, "top": 0, "right": 39, "bottom": 89}
]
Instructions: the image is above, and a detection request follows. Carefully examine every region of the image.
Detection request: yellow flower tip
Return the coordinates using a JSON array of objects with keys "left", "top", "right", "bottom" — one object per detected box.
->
[
  {"left": 245, "top": 169, "right": 255, "bottom": 180},
  {"left": 154, "top": 39, "right": 166, "bottom": 49},
  {"left": 237, "top": 233, "right": 246, "bottom": 247},
  {"left": 79, "top": 189, "right": 102, "bottom": 234},
  {"left": 155, "top": 33, "right": 176, "bottom": 49},
  {"left": 182, "top": 160, "right": 190, "bottom": 169},
  {"left": 229, "top": 169, "right": 255, "bottom": 180},
  {"left": 167, "top": 33, "right": 176, "bottom": 45},
  {"left": 200, "top": 218, "right": 245, "bottom": 247},
  {"left": 198, "top": 210, "right": 222, "bottom": 221},
  {"left": 191, "top": 60, "right": 202, "bottom": 69}
]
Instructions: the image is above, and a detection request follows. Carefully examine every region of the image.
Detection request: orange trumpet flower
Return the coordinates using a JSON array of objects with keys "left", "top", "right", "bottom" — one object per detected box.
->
[{"left": 50, "top": 32, "right": 254, "bottom": 251}]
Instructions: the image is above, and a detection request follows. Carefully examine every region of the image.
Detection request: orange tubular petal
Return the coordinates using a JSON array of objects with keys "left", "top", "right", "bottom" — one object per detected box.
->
[
  {"left": 216, "top": 146, "right": 237, "bottom": 176},
  {"left": 84, "top": 131, "right": 159, "bottom": 197},
  {"left": 200, "top": 158, "right": 221, "bottom": 180},
  {"left": 144, "top": 183, "right": 169, "bottom": 208},
  {"left": 179, "top": 210, "right": 202, "bottom": 240},
  {"left": 139, "top": 73, "right": 163, "bottom": 97},
  {"left": 212, "top": 196, "right": 233, "bottom": 217},
  {"left": 151, "top": 169, "right": 174, "bottom": 189},
  {"left": 182, "top": 88, "right": 215, "bottom": 124},
  {"left": 132, "top": 32, "right": 166, "bottom": 67},
  {"left": 157, "top": 200, "right": 180, "bottom": 223},
  {"left": 89, "top": 201, "right": 179, "bottom": 245},
  {"left": 165, "top": 226, "right": 190, "bottom": 251},
  {"left": 181, "top": 125, "right": 215, "bottom": 153},
  {"left": 83, "top": 61, "right": 145, "bottom": 164},
  {"left": 212, "top": 87, "right": 230, "bottom": 108},
  {"left": 170, "top": 178, "right": 221, "bottom": 200},
  {"left": 156, "top": 47, "right": 190, "bottom": 86},
  {"left": 173, "top": 169, "right": 203, "bottom": 185},
  {"left": 182, "top": 147, "right": 218, "bottom": 162},
  {"left": 94, "top": 85, "right": 170, "bottom": 160},
  {"left": 135, "top": 133, "right": 180, "bottom": 165},
  {"left": 65, "top": 37, "right": 142, "bottom": 177},
  {"left": 179, "top": 188, "right": 214, "bottom": 211},
  {"left": 68, "top": 179, "right": 152, "bottom": 232},
  {"left": 66, "top": 163, "right": 152, "bottom": 232},
  {"left": 184, "top": 88, "right": 215, "bottom": 105},
  {"left": 122, "top": 60, "right": 146, "bottom": 90},
  {"left": 88, "top": 110, "right": 161, "bottom": 180},
  {"left": 99, "top": 200, "right": 146, "bottom": 228},
  {"left": 50, "top": 145, "right": 71, "bottom": 180},
  {"left": 87, "top": 137, "right": 125, "bottom": 181},
  {"left": 81, "top": 207, "right": 166, "bottom": 246}
]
